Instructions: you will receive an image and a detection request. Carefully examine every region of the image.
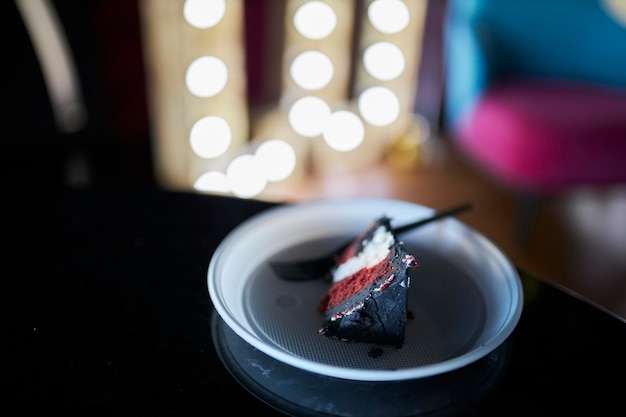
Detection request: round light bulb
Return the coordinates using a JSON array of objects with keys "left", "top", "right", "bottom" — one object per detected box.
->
[
  {"left": 290, "top": 50, "right": 334, "bottom": 90},
  {"left": 189, "top": 116, "right": 231, "bottom": 158},
  {"left": 183, "top": 0, "right": 226, "bottom": 29},
  {"left": 185, "top": 56, "right": 228, "bottom": 98},
  {"left": 288, "top": 96, "right": 332, "bottom": 137},
  {"left": 368, "top": 0, "right": 410, "bottom": 34},
  {"left": 322, "top": 111, "right": 365, "bottom": 152},
  {"left": 293, "top": 1, "right": 337, "bottom": 40},
  {"left": 255, "top": 139, "right": 297, "bottom": 182},
  {"left": 358, "top": 86, "right": 400, "bottom": 126}
]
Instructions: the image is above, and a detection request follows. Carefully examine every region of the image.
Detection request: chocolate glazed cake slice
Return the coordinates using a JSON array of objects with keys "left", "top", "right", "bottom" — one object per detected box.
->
[{"left": 318, "top": 217, "right": 419, "bottom": 348}]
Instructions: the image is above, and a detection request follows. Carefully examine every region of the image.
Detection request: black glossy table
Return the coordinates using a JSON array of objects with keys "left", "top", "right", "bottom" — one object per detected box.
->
[{"left": 3, "top": 186, "right": 625, "bottom": 416}]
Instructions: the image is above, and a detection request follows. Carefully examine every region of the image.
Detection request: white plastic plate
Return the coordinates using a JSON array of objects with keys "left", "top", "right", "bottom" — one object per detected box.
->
[{"left": 208, "top": 198, "right": 523, "bottom": 382}]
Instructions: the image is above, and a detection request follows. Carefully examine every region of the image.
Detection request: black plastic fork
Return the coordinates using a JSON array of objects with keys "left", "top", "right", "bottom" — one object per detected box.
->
[{"left": 269, "top": 202, "right": 473, "bottom": 281}]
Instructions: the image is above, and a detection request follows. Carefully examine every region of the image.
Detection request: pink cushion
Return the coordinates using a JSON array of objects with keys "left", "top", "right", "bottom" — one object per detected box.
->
[{"left": 455, "top": 79, "right": 626, "bottom": 192}]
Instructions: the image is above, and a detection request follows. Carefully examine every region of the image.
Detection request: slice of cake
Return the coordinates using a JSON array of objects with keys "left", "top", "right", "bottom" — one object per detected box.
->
[{"left": 318, "top": 216, "right": 418, "bottom": 348}]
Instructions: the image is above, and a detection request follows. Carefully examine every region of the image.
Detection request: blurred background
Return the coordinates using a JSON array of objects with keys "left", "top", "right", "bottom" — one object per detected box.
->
[{"left": 4, "top": 0, "right": 626, "bottom": 320}]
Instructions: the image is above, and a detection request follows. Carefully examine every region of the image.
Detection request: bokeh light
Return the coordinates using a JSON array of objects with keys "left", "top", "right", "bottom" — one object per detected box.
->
[
  {"left": 358, "top": 86, "right": 400, "bottom": 126},
  {"left": 183, "top": 0, "right": 226, "bottom": 29},
  {"left": 363, "top": 41, "right": 405, "bottom": 81},
  {"left": 226, "top": 154, "right": 267, "bottom": 198},
  {"left": 255, "top": 139, "right": 297, "bottom": 182},
  {"left": 293, "top": 1, "right": 337, "bottom": 40},
  {"left": 290, "top": 50, "right": 334, "bottom": 90},
  {"left": 193, "top": 170, "right": 230, "bottom": 192},
  {"left": 189, "top": 116, "right": 231, "bottom": 158},
  {"left": 368, "top": 0, "right": 410, "bottom": 34},
  {"left": 288, "top": 96, "right": 332, "bottom": 137},
  {"left": 322, "top": 110, "right": 365, "bottom": 152},
  {"left": 185, "top": 56, "right": 228, "bottom": 97}
]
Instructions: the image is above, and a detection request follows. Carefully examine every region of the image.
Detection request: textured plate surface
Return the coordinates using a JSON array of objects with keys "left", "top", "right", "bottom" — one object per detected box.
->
[{"left": 208, "top": 198, "right": 523, "bottom": 381}]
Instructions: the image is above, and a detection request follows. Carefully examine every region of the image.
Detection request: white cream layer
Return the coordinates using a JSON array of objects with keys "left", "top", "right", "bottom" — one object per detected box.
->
[{"left": 332, "top": 225, "right": 394, "bottom": 283}]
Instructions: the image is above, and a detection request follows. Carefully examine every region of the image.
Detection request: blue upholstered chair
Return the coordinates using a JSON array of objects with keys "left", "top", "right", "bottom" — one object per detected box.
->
[{"left": 443, "top": 0, "right": 626, "bottom": 243}]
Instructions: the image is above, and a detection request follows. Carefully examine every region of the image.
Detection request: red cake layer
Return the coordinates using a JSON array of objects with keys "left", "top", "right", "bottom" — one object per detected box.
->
[{"left": 319, "top": 257, "right": 392, "bottom": 313}]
